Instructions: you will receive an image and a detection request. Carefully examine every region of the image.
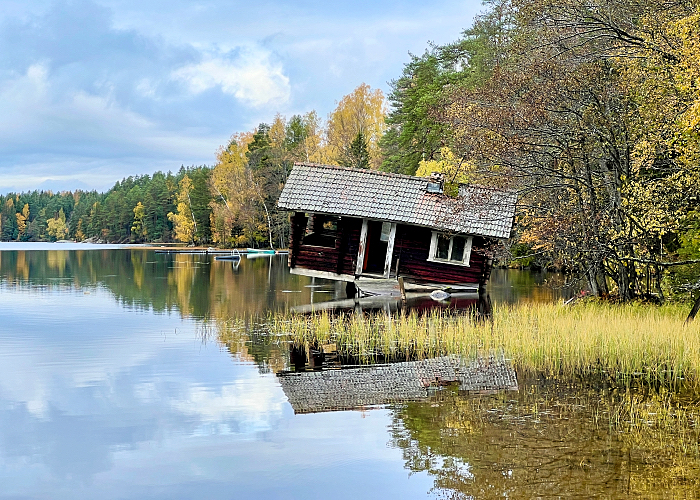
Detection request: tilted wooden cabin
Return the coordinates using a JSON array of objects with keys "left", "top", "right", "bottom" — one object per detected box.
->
[{"left": 277, "top": 163, "right": 516, "bottom": 291}]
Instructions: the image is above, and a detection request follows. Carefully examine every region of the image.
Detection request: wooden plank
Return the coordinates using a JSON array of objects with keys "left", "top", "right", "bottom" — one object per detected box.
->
[
  {"left": 336, "top": 217, "right": 346, "bottom": 275},
  {"left": 394, "top": 225, "right": 487, "bottom": 285},
  {"left": 338, "top": 217, "right": 362, "bottom": 276},
  {"left": 383, "top": 223, "right": 397, "bottom": 278},
  {"left": 289, "top": 212, "right": 306, "bottom": 268},
  {"left": 355, "top": 219, "right": 369, "bottom": 276},
  {"left": 290, "top": 267, "right": 355, "bottom": 282},
  {"left": 355, "top": 278, "right": 401, "bottom": 297},
  {"left": 296, "top": 246, "right": 340, "bottom": 273}
]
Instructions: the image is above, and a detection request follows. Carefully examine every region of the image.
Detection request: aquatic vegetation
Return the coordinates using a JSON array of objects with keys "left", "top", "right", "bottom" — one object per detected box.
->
[
  {"left": 216, "top": 301, "right": 700, "bottom": 497},
  {"left": 391, "top": 378, "right": 700, "bottom": 499},
  {"left": 268, "top": 301, "right": 700, "bottom": 387}
]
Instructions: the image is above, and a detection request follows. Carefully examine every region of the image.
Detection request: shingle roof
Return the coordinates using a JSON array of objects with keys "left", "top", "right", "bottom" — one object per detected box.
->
[{"left": 277, "top": 163, "right": 516, "bottom": 239}]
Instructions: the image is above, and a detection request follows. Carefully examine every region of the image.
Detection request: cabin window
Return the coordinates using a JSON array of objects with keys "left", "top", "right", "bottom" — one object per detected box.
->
[
  {"left": 428, "top": 232, "right": 472, "bottom": 266},
  {"left": 379, "top": 222, "right": 392, "bottom": 242},
  {"left": 302, "top": 214, "right": 340, "bottom": 248}
]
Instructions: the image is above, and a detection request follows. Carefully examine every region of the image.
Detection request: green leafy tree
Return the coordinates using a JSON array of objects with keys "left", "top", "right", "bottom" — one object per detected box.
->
[
  {"left": 380, "top": 0, "right": 515, "bottom": 175},
  {"left": 439, "top": 0, "right": 700, "bottom": 301},
  {"left": 186, "top": 167, "right": 213, "bottom": 244},
  {"left": 1, "top": 198, "right": 18, "bottom": 241}
]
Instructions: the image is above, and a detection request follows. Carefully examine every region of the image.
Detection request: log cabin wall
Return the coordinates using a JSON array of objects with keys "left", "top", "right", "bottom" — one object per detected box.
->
[
  {"left": 392, "top": 225, "right": 490, "bottom": 285},
  {"left": 288, "top": 212, "right": 306, "bottom": 268},
  {"left": 336, "top": 217, "right": 363, "bottom": 275},
  {"left": 290, "top": 214, "right": 493, "bottom": 285},
  {"left": 289, "top": 213, "right": 362, "bottom": 276}
]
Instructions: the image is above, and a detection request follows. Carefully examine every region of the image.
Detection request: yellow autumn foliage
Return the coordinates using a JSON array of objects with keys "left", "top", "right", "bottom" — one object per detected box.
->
[
  {"left": 415, "top": 147, "right": 477, "bottom": 196},
  {"left": 326, "top": 83, "right": 387, "bottom": 169},
  {"left": 167, "top": 175, "right": 196, "bottom": 244}
]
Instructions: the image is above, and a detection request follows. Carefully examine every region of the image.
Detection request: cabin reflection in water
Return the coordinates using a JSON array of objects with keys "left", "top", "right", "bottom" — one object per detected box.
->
[
  {"left": 277, "top": 348, "right": 517, "bottom": 414},
  {"left": 292, "top": 290, "right": 493, "bottom": 316}
]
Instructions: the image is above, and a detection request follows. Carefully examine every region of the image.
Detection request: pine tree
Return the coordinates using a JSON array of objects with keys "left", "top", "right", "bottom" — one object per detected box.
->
[{"left": 340, "top": 130, "right": 370, "bottom": 169}]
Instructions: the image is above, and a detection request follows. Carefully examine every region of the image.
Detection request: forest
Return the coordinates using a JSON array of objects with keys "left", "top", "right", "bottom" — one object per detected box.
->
[{"left": 1, "top": 0, "right": 698, "bottom": 302}]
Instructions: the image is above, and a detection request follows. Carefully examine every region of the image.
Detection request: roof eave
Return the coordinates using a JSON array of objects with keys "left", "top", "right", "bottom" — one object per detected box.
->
[{"left": 277, "top": 204, "right": 512, "bottom": 239}]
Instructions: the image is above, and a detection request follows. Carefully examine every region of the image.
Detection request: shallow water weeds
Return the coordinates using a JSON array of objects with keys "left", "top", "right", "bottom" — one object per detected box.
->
[
  {"left": 265, "top": 301, "right": 700, "bottom": 389},
  {"left": 391, "top": 377, "right": 700, "bottom": 499}
]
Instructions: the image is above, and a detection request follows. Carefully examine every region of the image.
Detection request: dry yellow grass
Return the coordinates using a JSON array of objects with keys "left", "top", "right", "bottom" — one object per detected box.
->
[{"left": 269, "top": 301, "right": 700, "bottom": 386}]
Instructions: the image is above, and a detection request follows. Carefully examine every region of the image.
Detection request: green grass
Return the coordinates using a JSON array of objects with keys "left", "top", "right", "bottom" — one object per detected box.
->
[{"left": 268, "top": 301, "right": 700, "bottom": 387}]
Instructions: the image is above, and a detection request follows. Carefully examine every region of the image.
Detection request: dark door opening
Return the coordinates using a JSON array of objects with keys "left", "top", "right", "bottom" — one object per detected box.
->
[{"left": 363, "top": 221, "right": 389, "bottom": 274}]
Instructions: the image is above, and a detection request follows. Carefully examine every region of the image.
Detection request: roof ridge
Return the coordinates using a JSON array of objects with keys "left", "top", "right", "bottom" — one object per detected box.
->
[
  {"left": 293, "top": 162, "right": 432, "bottom": 183},
  {"left": 294, "top": 162, "right": 517, "bottom": 197}
]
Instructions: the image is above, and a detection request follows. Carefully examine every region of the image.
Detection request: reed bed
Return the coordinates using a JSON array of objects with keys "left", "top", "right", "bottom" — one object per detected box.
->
[{"left": 268, "top": 301, "right": 700, "bottom": 387}]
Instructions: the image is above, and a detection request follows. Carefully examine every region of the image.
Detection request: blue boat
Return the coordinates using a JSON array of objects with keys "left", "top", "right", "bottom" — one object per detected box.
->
[
  {"left": 214, "top": 249, "right": 242, "bottom": 261},
  {"left": 245, "top": 248, "right": 276, "bottom": 255}
]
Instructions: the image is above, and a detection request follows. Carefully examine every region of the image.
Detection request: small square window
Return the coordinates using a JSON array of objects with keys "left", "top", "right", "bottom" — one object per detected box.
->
[{"left": 428, "top": 232, "right": 472, "bottom": 266}]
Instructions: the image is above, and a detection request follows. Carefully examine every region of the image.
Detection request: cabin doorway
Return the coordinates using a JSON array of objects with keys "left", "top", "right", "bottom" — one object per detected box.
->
[{"left": 362, "top": 221, "right": 391, "bottom": 274}]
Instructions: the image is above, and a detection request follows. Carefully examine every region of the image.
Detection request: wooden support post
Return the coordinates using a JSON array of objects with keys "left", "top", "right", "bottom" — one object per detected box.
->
[
  {"left": 383, "top": 223, "right": 397, "bottom": 278},
  {"left": 398, "top": 276, "right": 406, "bottom": 301},
  {"left": 355, "top": 219, "right": 368, "bottom": 276},
  {"left": 289, "top": 212, "right": 304, "bottom": 268}
]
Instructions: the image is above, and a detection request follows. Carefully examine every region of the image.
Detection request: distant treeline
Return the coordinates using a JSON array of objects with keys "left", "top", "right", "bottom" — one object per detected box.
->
[{"left": 0, "top": 166, "right": 211, "bottom": 244}]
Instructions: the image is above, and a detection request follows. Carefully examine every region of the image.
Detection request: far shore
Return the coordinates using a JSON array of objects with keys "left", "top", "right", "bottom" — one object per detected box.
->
[{"left": 0, "top": 241, "right": 288, "bottom": 252}]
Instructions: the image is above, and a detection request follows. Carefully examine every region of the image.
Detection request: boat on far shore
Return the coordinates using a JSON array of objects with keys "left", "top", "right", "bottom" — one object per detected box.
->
[
  {"left": 154, "top": 247, "right": 289, "bottom": 256},
  {"left": 245, "top": 248, "right": 276, "bottom": 254}
]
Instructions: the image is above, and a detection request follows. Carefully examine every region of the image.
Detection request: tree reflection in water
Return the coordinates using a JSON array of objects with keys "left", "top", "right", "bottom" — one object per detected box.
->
[
  {"left": 391, "top": 376, "right": 700, "bottom": 499},
  {"left": 6, "top": 247, "right": 694, "bottom": 497}
]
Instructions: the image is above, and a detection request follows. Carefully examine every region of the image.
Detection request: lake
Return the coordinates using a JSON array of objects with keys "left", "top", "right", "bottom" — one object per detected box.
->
[{"left": 0, "top": 244, "right": 697, "bottom": 499}]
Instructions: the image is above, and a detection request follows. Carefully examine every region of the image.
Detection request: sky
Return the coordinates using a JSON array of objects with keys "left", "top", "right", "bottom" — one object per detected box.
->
[{"left": 0, "top": 0, "right": 482, "bottom": 193}]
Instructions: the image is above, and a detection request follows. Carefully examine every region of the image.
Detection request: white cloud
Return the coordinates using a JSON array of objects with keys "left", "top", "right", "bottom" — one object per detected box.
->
[
  {"left": 172, "top": 49, "right": 290, "bottom": 107},
  {"left": 0, "top": 63, "right": 152, "bottom": 146},
  {"left": 171, "top": 376, "right": 286, "bottom": 433},
  {"left": 0, "top": 61, "right": 222, "bottom": 192},
  {"left": 69, "top": 90, "right": 154, "bottom": 133},
  {"left": 135, "top": 78, "right": 158, "bottom": 98},
  {"left": 0, "top": 63, "right": 50, "bottom": 138},
  {"left": 0, "top": 0, "right": 482, "bottom": 191}
]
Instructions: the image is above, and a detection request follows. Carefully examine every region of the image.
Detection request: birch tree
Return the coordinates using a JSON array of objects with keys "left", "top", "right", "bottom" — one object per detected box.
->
[
  {"left": 327, "top": 83, "right": 386, "bottom": 169},
  {"left": 168, "top": 175, "right": 196, "bottom": 245}
]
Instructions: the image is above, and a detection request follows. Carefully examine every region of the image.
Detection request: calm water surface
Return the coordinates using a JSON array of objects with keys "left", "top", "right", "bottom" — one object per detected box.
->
[{"left": 0, "top": 244, "right": 697, "bottom": 499}]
